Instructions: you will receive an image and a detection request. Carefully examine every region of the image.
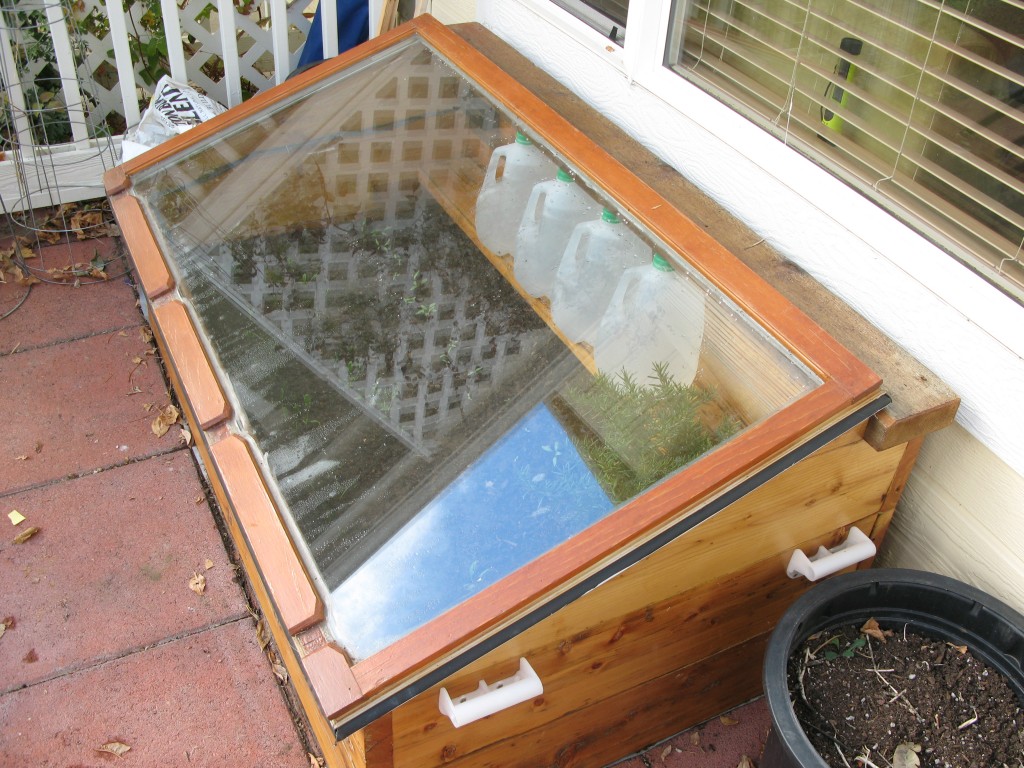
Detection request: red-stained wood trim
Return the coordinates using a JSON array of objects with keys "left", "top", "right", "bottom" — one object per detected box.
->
[
  {"left": 209, "top": 435, "right": 324, "bottom": 634},
  {"left": 304, "top": 643, "right": 363, "bottom": 720},
  {"left": 104, "top": 166, "right": 130, "bottom": 196},
  {"left": 108, "top": 192, "right": 174, "bottom": 299},
  {"left": 344, "top": 383, "right": 876, "bottom": 705},
  {"left": 409, "top": 18, "right": 878, "bottom": 401},
  {"left": 151, "top": 300, "right": 231, "bottom": 429}
]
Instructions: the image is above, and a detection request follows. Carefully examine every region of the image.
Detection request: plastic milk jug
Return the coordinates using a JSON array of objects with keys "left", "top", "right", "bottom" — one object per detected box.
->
[
  {"left": 593, "top": 254, "right": 706, "bottom": 386},
  {"left": 474, "top": 131, "right": 555, "bottom": 257},
  {"left": 550, "top": 208, "right": 652, "bottom": 345},
  {"left": 513, "top": 168, "right": 600, "bottom": 297}
]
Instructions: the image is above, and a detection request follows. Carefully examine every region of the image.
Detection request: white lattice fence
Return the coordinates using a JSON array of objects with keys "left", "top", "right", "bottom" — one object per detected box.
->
[{"left": 1, "top": 0, "right": 380, "bottom": 211}]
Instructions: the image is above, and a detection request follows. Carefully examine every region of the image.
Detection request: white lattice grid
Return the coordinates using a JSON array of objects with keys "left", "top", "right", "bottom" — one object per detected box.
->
[
  {"left": 200, "top": 60, "right": 540, "bottom": 448},
  {"left": 73, "top": 0, "right": 312, "bottom": 128}
]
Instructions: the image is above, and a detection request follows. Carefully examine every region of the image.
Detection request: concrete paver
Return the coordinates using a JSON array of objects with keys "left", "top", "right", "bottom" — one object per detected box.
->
[
  {"left": 0, "top": 327, "right": 174, "bottom": 495},
  {"left": 0, "top": 619, "right": 310, "bottom": 768},
  {"left": 0, "top": 261, "right": 315, "bottom": 768},
  {"left": 612, "top": 699, "right": 770, "bottom": 767},
  {"left": 0, "top": 242, "right": 140, "bottom": 353},
  {"left": 0, "top": 450, "right": 248, "bottom": 691}
]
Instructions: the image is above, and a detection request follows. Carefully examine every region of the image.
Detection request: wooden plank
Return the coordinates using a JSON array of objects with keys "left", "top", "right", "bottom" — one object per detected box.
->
[
  {"left": 108, "top": 192, "right": 174, "bottom": 298},
  {"left": 152, "top": 300, "right": 232, "bottom": 429},
  {"left": 378, "top": 0, "right": 399, "bottom": 35},
  {"left": 208, "top": 435, "right": 324, "bottom": 634},
  {"left": 443, "top": 632, "right": 771, "bottom": 768},
  {"left": 304, "top": 642, "right": 363, "bottom": 720},
  {"left": 445, "top": 22, "right": 958, "bottom": 451},
  {"left": 868, "top": 436, "right": 921, "bottom": 549},
  {"left": 390, "top": 524, "right": 860, "bottom": 765}
]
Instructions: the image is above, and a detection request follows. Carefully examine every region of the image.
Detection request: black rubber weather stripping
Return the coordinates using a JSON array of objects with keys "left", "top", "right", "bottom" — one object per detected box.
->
[{"left": 334, "top": 392, "right": 892, "bottom": 739}]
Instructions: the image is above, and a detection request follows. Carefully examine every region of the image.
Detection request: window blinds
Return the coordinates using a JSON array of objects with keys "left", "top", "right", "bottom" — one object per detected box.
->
[{"left": 668, "top": 0, "right": 1024, "bottom": 299}]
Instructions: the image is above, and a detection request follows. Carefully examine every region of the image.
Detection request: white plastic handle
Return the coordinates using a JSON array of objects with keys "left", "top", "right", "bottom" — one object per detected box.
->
[
  {"left": 438, "top": 658, "right": 543, "bottom": 728},
  {"left": 786, "top": 527, "right": 876, "bottom": 581}
]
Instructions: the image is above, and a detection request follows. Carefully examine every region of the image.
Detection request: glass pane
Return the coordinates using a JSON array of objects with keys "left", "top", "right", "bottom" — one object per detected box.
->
[
  {"left": 131, "top": 35, "right": 820, "bottom": 660},
  {"left": 666, "top": 0, "right": 1024, "bottom": 300}
]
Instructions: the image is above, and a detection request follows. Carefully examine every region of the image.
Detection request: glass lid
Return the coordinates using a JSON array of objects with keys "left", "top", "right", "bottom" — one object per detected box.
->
[{"left": 129, "top": 36, "right": 821, "bottom": 660}]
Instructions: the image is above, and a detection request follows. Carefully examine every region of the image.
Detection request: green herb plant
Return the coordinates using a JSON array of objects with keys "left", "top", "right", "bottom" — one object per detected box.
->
[{"left": 556, "top": 363, "right": 740, "bottom": 504}]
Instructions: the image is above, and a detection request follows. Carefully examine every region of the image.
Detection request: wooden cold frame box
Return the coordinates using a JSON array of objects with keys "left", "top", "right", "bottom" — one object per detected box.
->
[{"left": 105, "top": 17, "right": 959, "bottom": 768}]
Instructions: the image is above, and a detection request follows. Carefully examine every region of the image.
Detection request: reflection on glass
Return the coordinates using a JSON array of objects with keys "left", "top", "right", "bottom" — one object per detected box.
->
[{"left": 131, "top": 35, "right": 819, "bottom": 660}]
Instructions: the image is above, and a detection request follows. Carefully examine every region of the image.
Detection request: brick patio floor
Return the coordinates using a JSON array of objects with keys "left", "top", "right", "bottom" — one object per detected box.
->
[{"left": 0, "top": 230, "right": 768, "bottom": 767}]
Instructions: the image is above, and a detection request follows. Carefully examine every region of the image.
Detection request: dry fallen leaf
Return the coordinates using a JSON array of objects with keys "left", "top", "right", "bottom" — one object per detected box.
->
[
  {"left": 892, "top": 742, "right": 921, "bottom": 768},
  {"left": 660, "top": 744, "right": 672, "bottom": 761},
  {"left": 861, "top": 618, "right": 893, "bottom": 643},
  {"left": 720, "top": 714, "right": 739, "bottom": 726},
  {"left": 179, "top": 427, "right": 193, "bottom": 447},
  {"left": 308, "top": 752, "right": 326, "bottom": 767},
  {"left": 95, "top": 741, "right": 132, "bottom": 757},
  {"left": 70, "top": 210, "right": 105, "bottom": 238},
  {"left": 256, "top": 617, "right": 270, "bottom": 651},
  {"left": 188, "top": 572, "right": 206, "bottom": 595},
  {"left": 204, "top": 558, "right": 214, "bottom": 570},
  {"left": 194, "top": 494, "right": 204, "bottom": 505},
  {"left": 689, "top": 731, "right": 701, "bottom": 748},
  {"left": 12, "top": 265, "right": 41, "bottom": 286},
  {"left": 0, "top": 616, "right": 13, "bottom": 642},
  {"left": 14, "top": 455, "right": 29, "bottom": 461},
  {"left": 271, "top": 661, "right": 289, "bottom": 684},
  {"left": 737, "top": 755, "right": 755, "bottom": 768},
  {"left": 22, "top": 648, "right": 38, "bottom": 663},
  {"left": 948, "top": 642, "right": 968, "bottom": 654},
  {"left": 13, "top": 526, "right": 40, "bottom": 544},
  {"left": 8, "top": 510, "right": 26, "bottom": 526},
  {"left": 151, "top": 404, "right": 181, "bottom": 437},
  {"left": 140, "top": 326, "right": 154, "bottom": 343}
]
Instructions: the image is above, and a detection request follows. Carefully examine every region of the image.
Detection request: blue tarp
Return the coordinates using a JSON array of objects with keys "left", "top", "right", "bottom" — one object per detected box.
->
[{"left": 296, "top": 0, "right": 370, "bottom": 71}]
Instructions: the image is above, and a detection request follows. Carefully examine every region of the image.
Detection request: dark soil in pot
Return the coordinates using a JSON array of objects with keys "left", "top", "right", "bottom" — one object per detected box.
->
[{"left": 790, "top": 618, "right": 1024, "bottom": 767}]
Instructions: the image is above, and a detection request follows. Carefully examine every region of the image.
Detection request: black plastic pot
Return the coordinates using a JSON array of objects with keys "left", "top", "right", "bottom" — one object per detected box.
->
[{"left": 762, "top": 568, "right": 1024, "bottom": 768}]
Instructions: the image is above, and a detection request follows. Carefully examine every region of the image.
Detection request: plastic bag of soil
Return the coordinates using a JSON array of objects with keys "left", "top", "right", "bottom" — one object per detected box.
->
[{"left": 121, "top": 76, "right": 227, "bottom": 163}]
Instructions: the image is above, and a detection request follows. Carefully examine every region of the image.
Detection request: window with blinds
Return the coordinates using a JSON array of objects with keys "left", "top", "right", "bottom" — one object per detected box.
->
[{"left": 666, "top": 0, "right": 1024, "bottom": 300}]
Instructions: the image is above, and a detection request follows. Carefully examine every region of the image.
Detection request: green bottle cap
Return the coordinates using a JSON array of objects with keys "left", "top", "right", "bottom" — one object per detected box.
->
[
  {"left": 556, "top": 168, "right": 575, "bottom": 183},
  {"left": 652, "top": 254, "right": 674, "bottom": 272},
  {"left": 601, "top": 208, "right": 620, "bottom": 223},
  {"left": 515, "top": 130, "right": 532, "bottom": 145}
]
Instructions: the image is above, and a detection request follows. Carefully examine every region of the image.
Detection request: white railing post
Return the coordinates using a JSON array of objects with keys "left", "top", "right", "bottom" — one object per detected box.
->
[
  {"left": 0, "top": 11, "right": 34, "bottom": 149},
  {"left": 105, "top": 0, "right": 142, "bottom": 126},
  {"left": 321, "top": 0, "right": 339, "bottom": 59},
  {"left": 159, "top": 0, "right": 188, "bottom": 82},
  {"left": 216, "top": 0, "right": 241, "bottom": 106},
  {"left": 44, "top": 0, "right": 89, "bottom": 143},
  {"left": 270, "top": 0, "right": 289, "bottom": 84}
]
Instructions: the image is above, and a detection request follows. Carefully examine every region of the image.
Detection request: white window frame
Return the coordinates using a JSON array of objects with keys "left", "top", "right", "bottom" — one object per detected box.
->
[{"left": 478, "top": 0, "right": 1024, "bottom": 480}]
